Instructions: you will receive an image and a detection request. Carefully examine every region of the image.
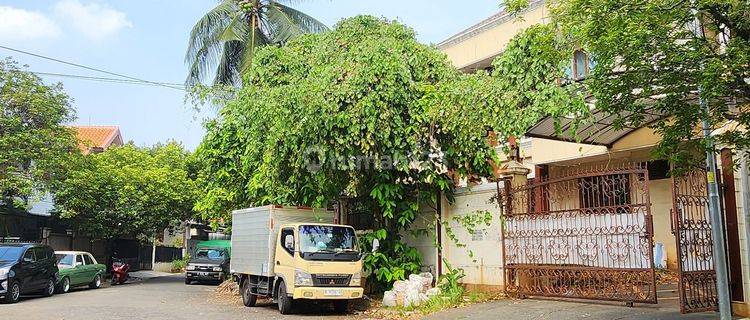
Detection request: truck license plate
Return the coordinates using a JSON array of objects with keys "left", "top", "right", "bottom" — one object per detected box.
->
[
  {"left": 324, "top": 289, "right": 342, "bottom": 296},
  {"left": 196, "top": 272, "right": 209, "bottom": 276}
]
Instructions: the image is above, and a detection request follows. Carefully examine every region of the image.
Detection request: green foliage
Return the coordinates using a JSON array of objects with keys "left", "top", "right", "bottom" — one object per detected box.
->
[
  {"left": 186, "top": 0, "right": 328, "bottom": 86},
  {"left": 502, "top": 0, "right": 531, "bottom": 15},
  {"left": 53, "top": 143, "right": 198, "bottom": 239},
  {"left": 504, "top": 0, "right": 750, "bottom": 165},
  {"left": 195, "top": 16, "right": 502, "bottom": 290},
  {"left": 398, "top": 260, "right": 465, "bottom": 315},
  {"left": 427, "top": 24, "right": 588, "bottom": 156},
  {"left": 360, "top": 229, "right": 422, "bottom": 291},
  {"left": 0, "top": 58, "right": 77, "bottom": 211},
  {"left": 437, "top": 260, "right": 466, "bottom": 297},
  {"left": 171, "top": 255, "right": 190, "bottom": 272}
]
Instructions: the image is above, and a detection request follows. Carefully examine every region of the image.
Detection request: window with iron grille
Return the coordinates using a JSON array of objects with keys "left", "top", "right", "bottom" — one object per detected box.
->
[{"left": 578, "top": 174, "right": 631, "bottom": 213}]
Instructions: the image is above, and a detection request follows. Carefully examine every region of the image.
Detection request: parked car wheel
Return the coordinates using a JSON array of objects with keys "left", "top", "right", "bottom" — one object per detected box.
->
[
  {"left": 89, "top": 274, "right": 102, "bottom": 289},
  {"left": 276, "top": 281, "right": 293, "bottom": 315},
  {"left": 184, "top": 277, "right": 191, "bottom": 285},
  {"left": 333, "top": 300, "right": 348, "bottom": 314},
  {"left": 57, "top": 277, "right": 70, "bottom": 294},
  {"left": 41, "top": 278, "right": 55, "bottom": 297},
  {"left": 241, "top": 279, "right": 256, "bottom": 307},
  {"left": 3, "top": 281, "right": 21, "bottom": 304}
]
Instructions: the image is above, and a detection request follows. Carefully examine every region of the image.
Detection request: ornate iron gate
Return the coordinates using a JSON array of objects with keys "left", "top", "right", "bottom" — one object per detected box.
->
[
  {"left": 502, "top": 165, "right": 657, "bottom": 304},
  {"left": 671, "top": 168, "right": 719, "bottom": 313}
]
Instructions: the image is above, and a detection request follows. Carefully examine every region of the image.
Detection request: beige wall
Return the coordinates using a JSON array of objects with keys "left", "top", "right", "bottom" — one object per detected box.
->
[
  {"left": 438, "top": 2, "right": 548, "bottom": 71},
  {"left": 521, "top": 138, "right": 608, "bottom": 164},
  {"left": 733, "top": 152, "right": 749, "bottom": 307},
  {"left": 611, "top": 126, "right": 661, "bottom": 152},
  {"left": 650, "top": 179, "right": 678, "bottom": 269}
]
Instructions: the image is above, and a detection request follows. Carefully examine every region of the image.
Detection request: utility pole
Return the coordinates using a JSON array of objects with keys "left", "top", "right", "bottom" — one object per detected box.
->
[
  {"left": 692, "top": 3, "right": 732, "bottom": 318},
  {"left": 701, "top": 98, "right": 732, "bottom": 319}
]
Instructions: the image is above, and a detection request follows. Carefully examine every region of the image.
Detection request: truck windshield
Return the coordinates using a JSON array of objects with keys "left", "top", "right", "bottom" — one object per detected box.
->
[
  {"left": 194, "top": 248, "right": 226, "bottom": 260},
  {"left": 299, "top": 225, "right": 356, "bottom": 253}
]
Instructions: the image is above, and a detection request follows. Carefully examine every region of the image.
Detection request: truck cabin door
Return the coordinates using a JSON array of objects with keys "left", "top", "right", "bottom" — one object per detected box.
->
[{"left": 276, "top": 228, "right": 296, "bottom": 291}]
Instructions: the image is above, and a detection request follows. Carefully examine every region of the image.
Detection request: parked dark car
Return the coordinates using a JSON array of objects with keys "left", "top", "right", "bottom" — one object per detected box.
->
[
  {"left": 0, "top": 243, "right": 59, "bottom": 303},
  {"left": 185, "top": 246, "right": 230, "bottom": 284}
]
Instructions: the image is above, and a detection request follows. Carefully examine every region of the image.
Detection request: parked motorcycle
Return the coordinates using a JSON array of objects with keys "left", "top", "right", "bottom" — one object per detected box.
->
[{"left": 111, "top": 258, "right": 131, "bottom": 285}]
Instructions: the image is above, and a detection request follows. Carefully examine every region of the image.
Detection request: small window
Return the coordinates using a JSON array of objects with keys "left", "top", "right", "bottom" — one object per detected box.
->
[
  {"left": 33, "top": 248, "right": 48, "bottom": 261},
  {"left": 23, "top": 249, "right": 36, "bottom": 263},
  {"left": 76, "top": 254, "right": 84, "bottom": 265},
  {"left": 578, "top": 174, "right": 631, "bottom": 213},
  {"left": 83, "top": 254, "right": 94, "bottom": 265},
  {"left": 573, "top": 50, "right": 588, "bottom": 80},
  {"left": 56, "top": 254, "right": 74, "bottom": 266},
  {"left": 280, "top": 228, "right": 295, "bottom": 256},
  {"left": 588, "top": 54, "right": 596, "bottom": 71}
]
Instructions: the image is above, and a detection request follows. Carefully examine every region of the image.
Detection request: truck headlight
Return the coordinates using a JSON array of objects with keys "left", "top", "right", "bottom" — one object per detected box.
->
[
  {"left": 0, "top": 267, "right": 9, "bottom": 280},
  {"left": 186, "top": 265, "right": 196, "bottom": 271},
  {"left": 350, "top": 272, "right": 361, "bottom": 286},
  {"left": 212, "top": 266, "right": 222, "bottom": 272},
  {"left": 295, "top": 269, "right": 313, "bottom": 287}
]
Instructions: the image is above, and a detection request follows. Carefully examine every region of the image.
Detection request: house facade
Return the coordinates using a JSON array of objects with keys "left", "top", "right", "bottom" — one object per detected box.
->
[
  {"left": 435, "top": 2, "right": 750, "bottom": 317},
  {"left": 431, "top": 0, "right": 605, "bottom": 293}
]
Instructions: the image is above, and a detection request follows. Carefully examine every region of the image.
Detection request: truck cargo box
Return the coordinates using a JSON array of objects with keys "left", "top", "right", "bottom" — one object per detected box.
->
[{"left": 230, "top": 205, "right": 334, "bottom": 276}]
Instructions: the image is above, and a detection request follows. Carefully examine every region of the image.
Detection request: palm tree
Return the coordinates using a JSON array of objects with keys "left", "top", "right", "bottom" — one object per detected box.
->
[{"left": 185, "top": 0, "right": 328, "bottom": 86}]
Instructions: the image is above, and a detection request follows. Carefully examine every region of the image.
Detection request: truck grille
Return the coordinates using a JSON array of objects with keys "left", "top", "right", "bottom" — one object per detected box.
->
[
  {"left": 312, "top": 274, "right": 351, "bottom": 287},
  {"left": 192, "top": 265, "right": 215, "bottom": 272}
]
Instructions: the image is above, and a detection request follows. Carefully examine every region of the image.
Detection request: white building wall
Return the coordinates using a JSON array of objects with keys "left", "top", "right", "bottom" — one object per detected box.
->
[
  {"left": 441, "top": 182, "right": 504, "bottom": 290},
  {"left": 401, "top": 205, "right": 439, "bottom": 277}
]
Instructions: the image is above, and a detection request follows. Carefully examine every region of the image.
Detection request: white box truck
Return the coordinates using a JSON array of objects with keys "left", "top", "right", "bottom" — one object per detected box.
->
[{"left": 231, "top": 205, "right": 370, "bottom": 314}]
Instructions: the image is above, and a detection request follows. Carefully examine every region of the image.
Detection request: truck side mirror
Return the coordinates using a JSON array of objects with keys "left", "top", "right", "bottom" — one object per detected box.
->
[
  {"left": 371, "top": 239, "right": 380, "bottom": 253},
  {"left": 284, "top": 234, "right": 294, "bottom": 251}
]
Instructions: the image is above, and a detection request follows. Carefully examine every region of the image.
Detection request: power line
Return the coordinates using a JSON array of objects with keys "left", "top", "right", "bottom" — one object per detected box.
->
[
  {"left": 29, "top": 71, "right": 187, "bottom": 91},
  {"left": 0, "top": 45, "right": 186, "bottom": 91}
]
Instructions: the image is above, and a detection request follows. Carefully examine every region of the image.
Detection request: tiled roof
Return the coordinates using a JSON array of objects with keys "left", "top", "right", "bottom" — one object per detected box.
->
[{"left": 72, "top": 125, "right": 123, "bottom": 154}]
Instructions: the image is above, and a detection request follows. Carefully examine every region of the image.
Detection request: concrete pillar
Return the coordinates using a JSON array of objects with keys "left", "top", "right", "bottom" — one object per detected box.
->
[{"left": 496, "top": 159, "right": 530, "bottom": 215}]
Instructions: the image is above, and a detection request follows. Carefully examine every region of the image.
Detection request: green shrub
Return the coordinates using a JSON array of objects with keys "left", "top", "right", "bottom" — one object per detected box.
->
[{"left": 171, "top": 255, "right": 190, "bottom": 272}]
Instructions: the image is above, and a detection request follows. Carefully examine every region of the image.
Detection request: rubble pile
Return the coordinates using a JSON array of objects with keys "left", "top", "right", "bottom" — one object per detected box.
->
[{"left": 382, "top": 272, "right": 440, "bottom": 307}]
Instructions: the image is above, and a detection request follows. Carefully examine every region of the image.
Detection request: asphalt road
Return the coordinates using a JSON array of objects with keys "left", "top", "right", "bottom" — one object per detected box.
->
[{"left": 0, "top": 274, "right": 356, "bottom": 320}]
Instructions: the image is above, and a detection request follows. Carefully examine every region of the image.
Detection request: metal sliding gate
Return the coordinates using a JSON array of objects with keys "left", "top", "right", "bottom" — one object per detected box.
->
[
  {"left": 502, "top": 165, "right": 657, "bottom": 304},
  {"left": 671, "top": 168, "right": 719, "bottom": 313}
]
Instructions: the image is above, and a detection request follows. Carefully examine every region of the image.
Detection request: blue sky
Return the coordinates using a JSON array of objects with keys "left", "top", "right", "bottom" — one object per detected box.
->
[{"left": 0, "top": 0, "right": 501, "bottom": 150}]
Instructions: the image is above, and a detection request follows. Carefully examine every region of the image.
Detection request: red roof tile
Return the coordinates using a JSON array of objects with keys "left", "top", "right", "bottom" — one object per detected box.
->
[{"left": 71, "top": 126, "right": 123, "bottom": 154}]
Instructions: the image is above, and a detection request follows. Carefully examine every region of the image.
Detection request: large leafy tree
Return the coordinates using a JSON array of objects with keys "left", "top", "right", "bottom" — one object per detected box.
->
[
  {"left": 0, "top": 58, "right": 77, "bottom": 211},
  {"left": 53, "top": 143, "right": 198, "bottom": 239},
  {"left": 504, "top": 0, "right": 750, "bottom": 164},
  {"left": 185, "top": 0, "right": 328, "bottom": 86},
  {"left": 195, "top": 16, "right": 501, "bottom": 288}
]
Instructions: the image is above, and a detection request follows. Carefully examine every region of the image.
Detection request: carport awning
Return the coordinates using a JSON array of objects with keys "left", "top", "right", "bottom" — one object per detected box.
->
[{"left": 525, "top": 106, "right": 667, "bottom": 147}]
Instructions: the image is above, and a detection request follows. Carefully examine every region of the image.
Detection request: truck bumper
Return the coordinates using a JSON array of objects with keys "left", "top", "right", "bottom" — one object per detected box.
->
[
  {"left": 186, "top": 271, "right": 223, "bottom": 281},
  {"left": 292, "top": 287, "right": 363, "bottom": 300}
]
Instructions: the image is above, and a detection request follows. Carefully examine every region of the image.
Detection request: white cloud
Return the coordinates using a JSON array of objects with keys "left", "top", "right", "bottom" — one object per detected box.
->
[
  {"left": 54, "top": 0, "right": 132, "bottom": 40},
  {"left": 0, "top": 6, "right": 61, "bottom": 42}
]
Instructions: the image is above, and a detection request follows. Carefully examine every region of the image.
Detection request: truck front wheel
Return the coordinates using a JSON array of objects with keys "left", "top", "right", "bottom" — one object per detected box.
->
[
  {"left": 241, "top": 278, "right": 257, "bottom": 307},
  {"left": 276, "top": 281, "right": 293, "bottom": 314},
  {"left": 333, "top": 300, "right": 348, "bottom": 313}
]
